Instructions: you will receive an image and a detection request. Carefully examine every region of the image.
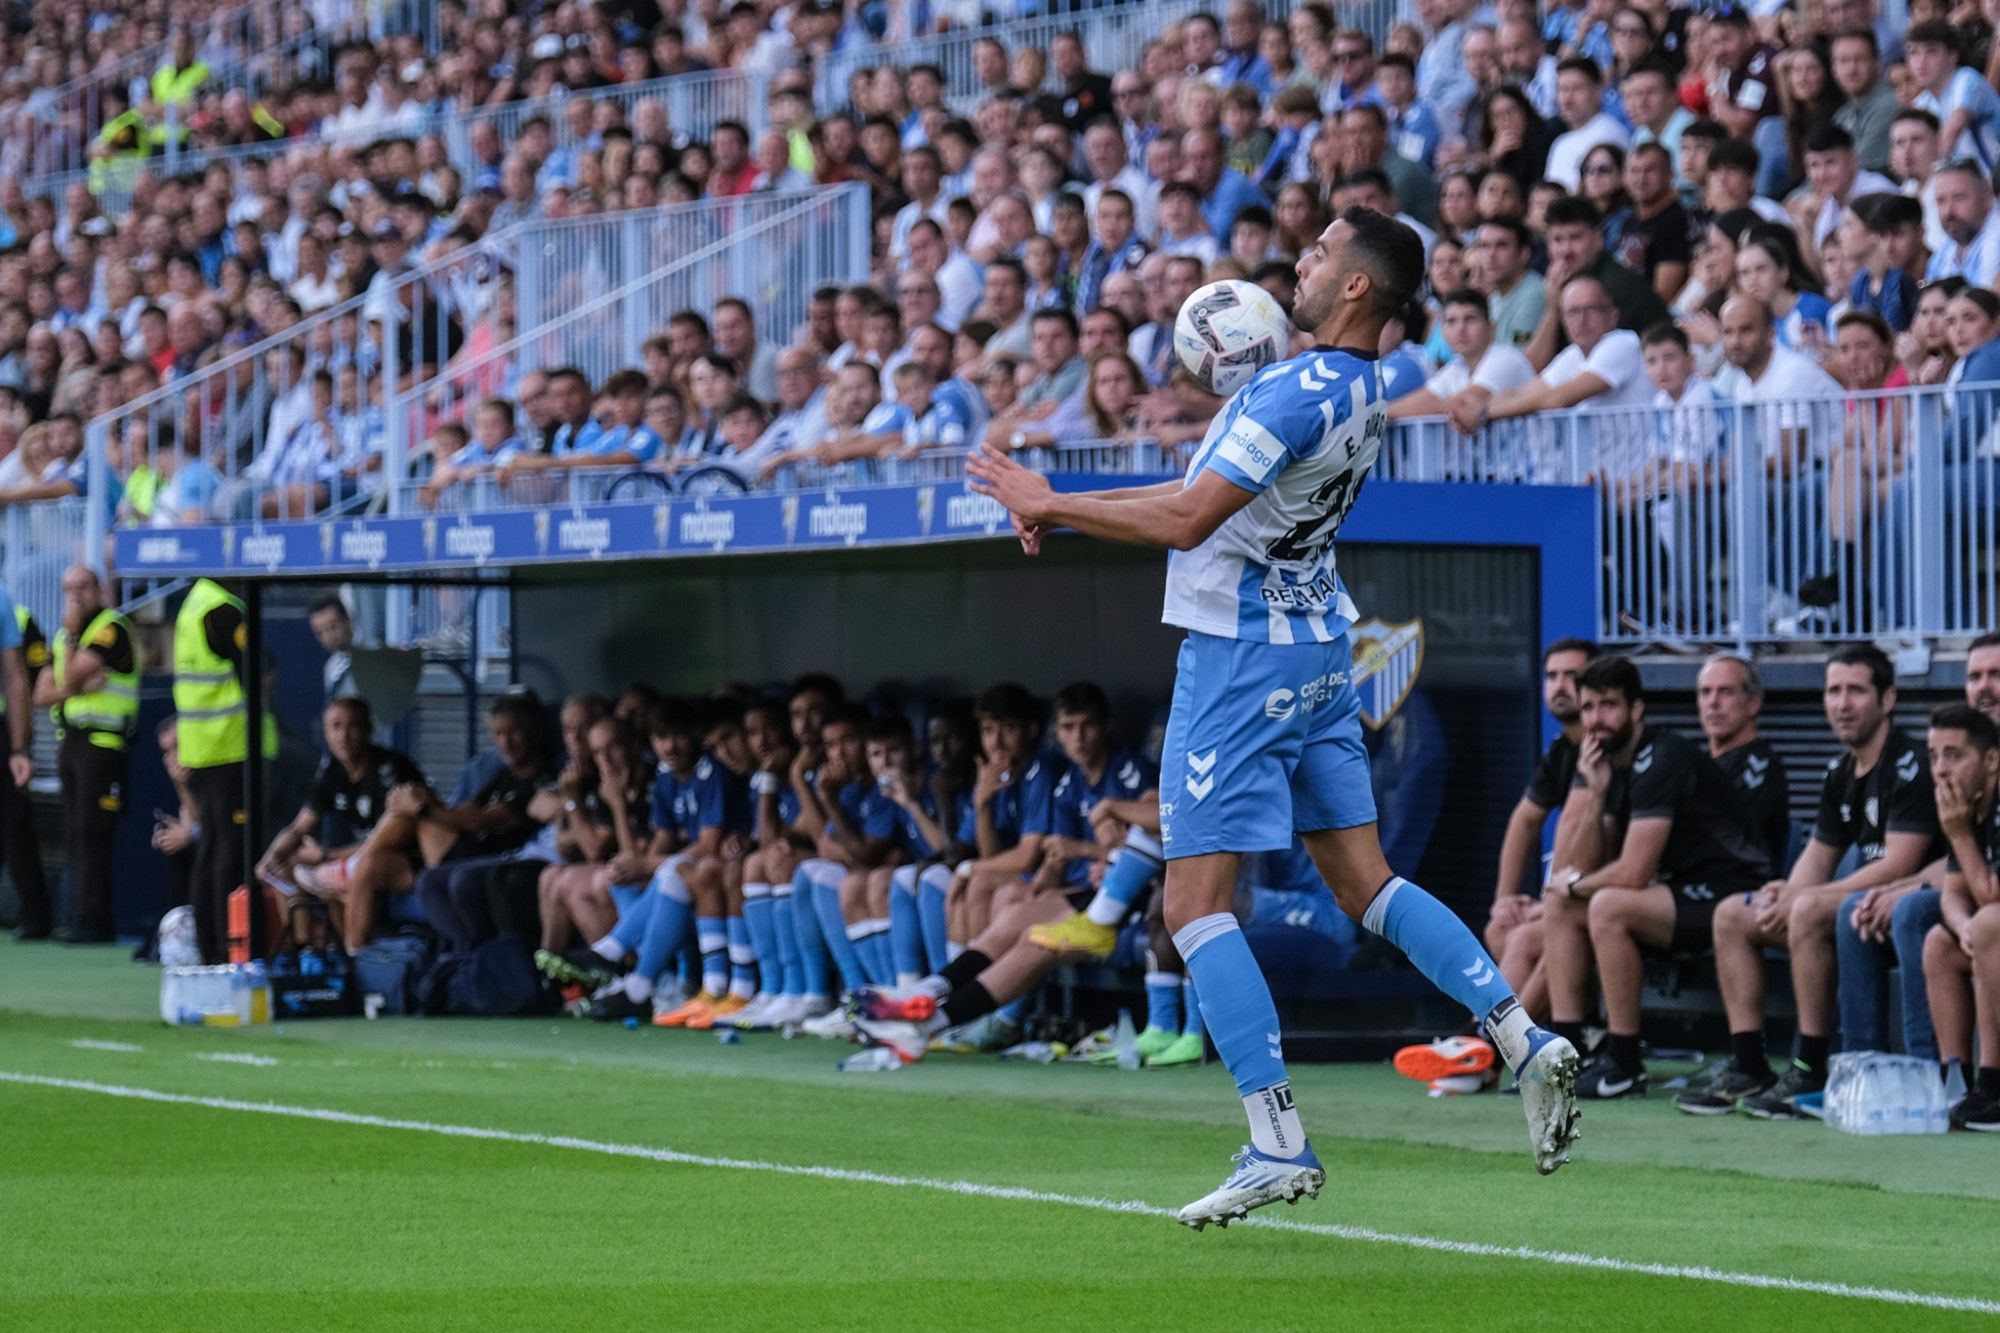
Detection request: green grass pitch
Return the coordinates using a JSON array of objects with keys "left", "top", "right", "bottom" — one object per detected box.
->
[{"left": 1, "top": 938, "right": 1996, "bottom": 1330}]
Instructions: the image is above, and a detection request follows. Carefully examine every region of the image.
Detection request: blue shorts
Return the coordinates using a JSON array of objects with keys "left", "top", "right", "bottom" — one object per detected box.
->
[{"left": 1157, "top": 630, "right": 1376, "bottom": 859}]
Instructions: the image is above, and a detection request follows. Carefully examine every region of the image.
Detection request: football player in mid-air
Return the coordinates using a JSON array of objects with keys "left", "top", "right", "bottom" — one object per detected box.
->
[{"left": 900, "top": 208, "right": 1582, "bottom": 1228}]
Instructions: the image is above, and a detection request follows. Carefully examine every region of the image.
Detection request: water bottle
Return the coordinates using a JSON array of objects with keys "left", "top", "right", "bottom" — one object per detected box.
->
[
  {"left": 1945, "top": 1058, "right": 1968, "bottom": 1107},
  {"left": 840, "top": 1047, "right": 904, "bottom": 1072},
  {"left": 1113, "top": 1008, "right": 1141, "bottom": 1071},
  {"left": 1860, "top": 1057, "right": 1888, "bottom": 1135},
  {"left": 999, "top": 1041, "right": 1061, "bottom": 1063}
]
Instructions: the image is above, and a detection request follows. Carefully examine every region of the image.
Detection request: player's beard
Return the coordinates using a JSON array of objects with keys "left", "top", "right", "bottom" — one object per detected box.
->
[{"left": 1292, "top": 277, "right": 1338, "bottom": 334}]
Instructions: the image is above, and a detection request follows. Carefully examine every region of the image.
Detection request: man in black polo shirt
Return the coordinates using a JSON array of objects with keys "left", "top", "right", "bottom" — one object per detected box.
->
[
  {"left": 1546, "top": 656, "right": 1771, "bottom": 1099},
  {"left": 1605, "top": 142, "right": 1696, "bottom": 302},
  {"left": 1696, "top": 652, "right": 1791, "bottom": 872},
  {"left": 1681, "top": 645, "right": 1941, "bottom": 1117},
  {"left": 1486, "top": 637, "right": 1598, "bottom": 1018},
  {"left": 256, "top": 697, "right": 425, "bottom": 895}
]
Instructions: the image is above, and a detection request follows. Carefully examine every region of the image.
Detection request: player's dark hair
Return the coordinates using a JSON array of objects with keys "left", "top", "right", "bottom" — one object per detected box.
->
[
  {"left": 1053, "top": 680, "right": 1110, "bottom": 723},
  {"left": 1477, "top": 214, "right": 1533, "bottom": 249},
  {"left": 1905, "top": 18, "right": 1962, "bottom": 55},
  {"left": 489, "top": 693, "right": 548, "bottom": 753},
  {"left": 645, "top": 697, "right": 699, "bottom": 740},
  {"left": 1579, "top": 655, "right": 1644, "bottom": 703},
  {"left": 976, "top": 682, "right": 1042, "bottom": 727},
  {"left": 1335, "top": 205, "right": 1423, "bottom": 317},
  {"left": 790, "top": 672, "right": 845, "bottom": 706},
  {"left": 1545, "top": 637, "right": 1599, "bottom": 662},
  {"left": 306, "top": 593, "right": 348, "bottom": 620},
  {"left": 1804, "top": 122, "right": 1855, "bottom": 156},
  {"left": 698, "top": 697, "right": 747, "bottom": 738},
  {"left": 1680, "top": 118, "right": 1727, "bottom": 145},
  {"left": 1829, "top": 643, "right": 1894, "bottom": 696},
  {"left": 1930, "top": 702, "right": 1998, "bottom": 751},
  {"left": 1972, "top": 630, "right": 2000, "bottom": 653},
  {"left": 1556, "top": 55, "right": 1603, "bottom": 84},
  {"left": 821, "top": 703, "right": 871, "bottom": 736},
  {"left": 1031, "top": 307, "right": 1080, "bottom": 338},
  {"left": 864, "top": 710, "right": 916, "bottom": 746}
]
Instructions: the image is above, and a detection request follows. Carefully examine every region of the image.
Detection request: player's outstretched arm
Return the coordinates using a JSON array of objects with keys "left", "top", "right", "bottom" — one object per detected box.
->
[{"left": 967, "top": 445, "right": 1250, "bottom": 551}]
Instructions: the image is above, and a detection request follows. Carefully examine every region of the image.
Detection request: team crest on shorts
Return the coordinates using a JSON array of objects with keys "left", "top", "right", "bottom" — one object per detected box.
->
[{"left": 1350, "top": 618, "right": 1424, "bottom": 731}]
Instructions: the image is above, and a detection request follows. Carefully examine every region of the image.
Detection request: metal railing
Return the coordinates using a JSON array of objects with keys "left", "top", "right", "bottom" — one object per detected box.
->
[
  {"left": 1386, "top": 382, "right": 2000, "bottom": 647},
  {"left": 389, "top": 184, "right": 868, "bottom": 496},
  {"left": 443, "top": 68, "right": 771, "bottom": 169},
  {"left": 1, "top": 501, "right": 90, "bottom": 628}
]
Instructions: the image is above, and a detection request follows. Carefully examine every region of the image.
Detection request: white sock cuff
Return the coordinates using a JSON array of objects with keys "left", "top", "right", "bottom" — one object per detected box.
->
[
  {"left": 891, "top": 865, "right": 918, "bottom": 896},
  {"left": 844, "top": 922, "right": 871, "bottom": 941},
  {"left": 1123, "top": 826, "right": 1165, "bottom": 864},
  {"left": 946, "top": 942, "right": 965, "bottom": 961},
  {"left": 1362, "top": 877, "right": 1408, "bottom": 936},
  {"left": 772, "top": 879, "right": 793, "bottom": 898},
  {"left": 802, "top": 858, "right": 844, "bottom": 889},
  {"left": 920, "top": 863, "right": 955, "bottom": 891},
  {"left": 1171, "top": 912, "right": 1240, "bottom": 961},
  {"left": 728, "top": 943, "right": 757, "bottom": 965},
  {"left": 653, "top": 862, "right": 693, "bottom": 903},
  {"left": 743, "top": 881, "right": 773, "bottom": 901},
  {"left": 698, "top": 931, "right": 728, "bottom": 954},
  {"left": 1143, "top": 970, "right": 1180, "bottom": 989},
  {"left": 590, "top": 936, "right": 625, "bottom": 962}
]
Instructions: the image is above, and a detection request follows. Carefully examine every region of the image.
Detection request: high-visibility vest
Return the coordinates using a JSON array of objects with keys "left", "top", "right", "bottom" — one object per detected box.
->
[
  {"left": 173, "top": 579, "right": 247, "bottom": 769},
  {"left": 53, "top": 607, "right": 139, "bottom": 750},
  {"left": 0, "top": 604, "right": 46, "bottom": 718},
  {"left": 88, "top": 109, "right": 153, "bottom": 197},
  {"left": 150, "top": 60, "right": 208, "bottom": 109}
]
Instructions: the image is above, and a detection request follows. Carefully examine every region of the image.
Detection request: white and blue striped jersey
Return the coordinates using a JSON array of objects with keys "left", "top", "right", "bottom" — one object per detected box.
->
[{"left": 1163, "top": 347, "right": 1385, "bottom": 644}]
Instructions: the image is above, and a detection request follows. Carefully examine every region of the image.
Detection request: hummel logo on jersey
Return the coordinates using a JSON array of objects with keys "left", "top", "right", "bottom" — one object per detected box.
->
[
  {"left": 1683, "top": 883, "right": 1715, "bottom": 901},
  {"left": 1295, "top": 357, "right": 1337, "bottom": 392},
  {"left": 1741, "top": 752, "right": 1768, "bottom": 789},
  {"left": 1187, "top": 750, "right": 1218, "bottom": 775},
  {"left": 1461, "top": 958, "right": 1497, "bottom": 988},
  {"left": 1865, "top": 797, "right": 1879, "bottom": 828},
  {"left": 1185, "top": 749, "right": 1218, "bottom": 800},
  {"left": 1118, "top": 761, "right": 1142, "bottom": 788},
  {"left": 1897, "top": 751, "right": 1921, "bottom": 783},
  {"left": 1634, "top": 745, "right": 1654, "bottom": 774}
]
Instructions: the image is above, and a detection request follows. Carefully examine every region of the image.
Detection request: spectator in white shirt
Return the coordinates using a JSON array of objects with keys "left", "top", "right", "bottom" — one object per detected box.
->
[
  {"left": 1711, "top": 294, "right": 1843, "bottom": 476},
  {"left": 1454, "top": 275, "right": 1656, "bottom": 442},
  {"left": 1545, "top": 58, "right": 1631, "bottom": 192},
  {"left": 890, "top": 146, "right": 951, "bottom": 260},
  {"left": 1794, "top": 122, "right": 1898, "bottom": 253},
  {"left": 1925, "top": 161, "right": 2000, "bottom": 289},
  {"left": 1390, "top": 287, "right": 1537, "bottom": 478}
]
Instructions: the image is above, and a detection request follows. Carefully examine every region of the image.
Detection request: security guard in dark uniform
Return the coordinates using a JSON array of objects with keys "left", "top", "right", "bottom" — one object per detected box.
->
[
  {"left": 36, "top": 565, "right": 138, "bottom": 943},
  {"left": 3, "top": 600, "right": 53, "bottom": 938}
]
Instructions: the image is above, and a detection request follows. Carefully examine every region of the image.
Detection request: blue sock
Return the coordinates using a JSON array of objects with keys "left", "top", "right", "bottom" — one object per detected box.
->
[
  {"left": 740, "top": 890, "right": 778, "bottom": 994},
  {"left": 1174, "top": 912, "right": 1307, "bottom": 1159},
  {"left": 608, "top": 888, "right": 656, "bottom": 953},
  {"left": 771, "top": 885, "right": 804, "bottom": 997},
  {"left": 1181, "top": 977, "right": 1205, "bottom": 1039},
  {"left": 1363, "top": 877, "right": 1515, "bottom": 1023},
  {"left": 1093, "top": 834, "right": 1164, "bottom": 922},
  {"left": 696, "top": 916, "right": 728, "bottom": 995},
  {"left": 859, "top": 928, "right": 894, "bottom": 986},
  {"left": 1144, "top": 969, "right": 1182, "bottom": 1032},
  {"left": 789, "top": 869, "right": 830, "bottom": 999},
  {"left": 889, "top": 870, "right": 926, "bottom": 981},
  {"left": 917, "top": 866, "right": 952, "bottom": 972},
  {"left": 812, "top": 878, "right": 870, "bottom": 993},
  {"left": 726, "top": 915, "right": 757, "bottom": 996},
  {"left": 632, "top": 866, "right": 694, "bottom": 988},
  {"left": 998, "top": 995, "right": 1029, "bottom": 1024}
]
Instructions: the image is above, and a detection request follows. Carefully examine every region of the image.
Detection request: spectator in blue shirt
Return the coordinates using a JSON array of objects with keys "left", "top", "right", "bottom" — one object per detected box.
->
[
  {"left": 1180, "top": 128, "right": 1270, "bottom": 240},
  {"left": 1213, "top": 0, "right": 1275, "bottom": 94},
  {"left": 1376, "top": 52, "right": 1444, "bottom": 167}
]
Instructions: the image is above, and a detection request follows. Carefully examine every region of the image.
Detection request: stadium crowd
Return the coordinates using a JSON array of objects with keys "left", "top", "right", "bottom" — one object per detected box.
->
[{"left": 0, "top": 0, "right": 1995, "bottom": 610}]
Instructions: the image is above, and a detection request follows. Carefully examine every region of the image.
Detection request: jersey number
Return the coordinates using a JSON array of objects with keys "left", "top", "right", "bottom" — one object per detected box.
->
[{"left": 1265, "top": 469, "right": 1363, "bottom": 563}]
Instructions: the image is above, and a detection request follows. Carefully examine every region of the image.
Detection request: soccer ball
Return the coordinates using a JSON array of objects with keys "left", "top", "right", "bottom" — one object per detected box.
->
[{"left": 1174, "top": 279, "right": 1294, "bottom": 397}]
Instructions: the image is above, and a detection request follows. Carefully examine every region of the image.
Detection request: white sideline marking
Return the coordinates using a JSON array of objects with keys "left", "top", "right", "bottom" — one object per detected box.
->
[
  {"left": 0, "top": 1068, "right": 1993, "bottom": 1315},
  {"left": 68, "top": 1039, "right": 142, "bottom": 1053},
  {"left": 194, "top": 1052, "right": 279, "bottom": 1067}
]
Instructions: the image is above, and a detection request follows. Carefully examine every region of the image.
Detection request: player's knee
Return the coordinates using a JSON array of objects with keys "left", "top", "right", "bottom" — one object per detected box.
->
[
  {"left": 1967, "top": 905, "right": 2000, "bottom": 955},
  {"left": 1584, "top": 891, "right": 1627, "bottom": 939},
  {"left": 1712, "top": 892, "right": 1752, "bottom": 940},
  {"left": 1922, "top": 923, "right": 1960, "bottom": 972},
  {"left": 1787, "top": 893, "right": 1838, "bottom": 939}
]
